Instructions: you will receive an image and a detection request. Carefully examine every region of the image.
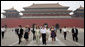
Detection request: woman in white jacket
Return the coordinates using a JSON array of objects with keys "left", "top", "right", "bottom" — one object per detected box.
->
[
  {"left": 46, "top": 26, "right": 51, "bottom": 42},
  {"left": 35, "top": 25, "right": 40, "bottom": 45}
]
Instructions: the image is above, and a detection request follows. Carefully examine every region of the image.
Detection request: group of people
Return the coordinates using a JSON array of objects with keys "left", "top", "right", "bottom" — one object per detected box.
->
[
  {"left": 59, "top": 26, "right": 78, "bottom": 42},
  {"left": 1, "top": 24, "right": 79, "bottom": 45},
  {"left": 15, "top": 24, "right": 57, "bottom": 45}
]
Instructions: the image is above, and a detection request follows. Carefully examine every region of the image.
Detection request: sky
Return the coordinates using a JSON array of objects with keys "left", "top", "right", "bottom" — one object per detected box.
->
[{"left": 1, "top": 1, "right": 84, "bottom": 18}]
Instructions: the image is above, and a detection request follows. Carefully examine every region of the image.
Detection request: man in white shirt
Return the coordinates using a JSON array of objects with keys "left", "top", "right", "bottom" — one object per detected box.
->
[
  {"left": 1, "top": 26, "right": 6, "bottom": 39},
  {"left": 40, "top": 26, "right": 47, "bottom": 45},
  {"left": 62, "top": 26, "right": 68, "bottom": 40}
]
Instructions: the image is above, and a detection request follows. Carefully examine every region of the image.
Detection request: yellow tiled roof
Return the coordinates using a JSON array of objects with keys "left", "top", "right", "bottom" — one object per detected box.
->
[{"left": 24, "top": 3, "right": 69, "bottom": 8}]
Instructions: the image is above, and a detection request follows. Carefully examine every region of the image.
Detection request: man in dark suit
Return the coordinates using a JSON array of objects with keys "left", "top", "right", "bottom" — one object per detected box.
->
[
  {"left": 17, "top": 25, "right": 24, "bottom": 44},
  {"left": 71, "top": 26, "right": 78, "bottom": 42},
  {"left": 15, "top": 28, "right": 18, "bottom": 35},
  {"left": 60, "top": 28, "right": 62, "bottom": 33},
  {"left": 31, "top": 24, "right": 36, "bottom": 40}
]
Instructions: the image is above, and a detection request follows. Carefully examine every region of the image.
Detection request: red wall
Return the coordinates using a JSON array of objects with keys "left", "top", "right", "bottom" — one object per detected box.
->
[{"left": 1, "top": 18, "right": 84, "bottom": 28}]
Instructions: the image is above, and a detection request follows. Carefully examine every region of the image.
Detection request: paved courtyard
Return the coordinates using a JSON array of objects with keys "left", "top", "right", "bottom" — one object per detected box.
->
[{"left": 1, "top": 28, "right": 84, "bottom": 46}]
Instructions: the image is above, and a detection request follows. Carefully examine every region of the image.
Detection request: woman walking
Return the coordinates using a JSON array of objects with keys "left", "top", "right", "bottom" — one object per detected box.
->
[
  {"left": 24, "top": 25, "right": 30, "bottom": 41},
  {"left": 46, "top": 26, "right": 51, "bottom": 42},
  {"left": 35, "top": 25, "right": 40, "bottom": 45},
  {"left": 50, "top": 26, "right": 56, "bottom": 44}
]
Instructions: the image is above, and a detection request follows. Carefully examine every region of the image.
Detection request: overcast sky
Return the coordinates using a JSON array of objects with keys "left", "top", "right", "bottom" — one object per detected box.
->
[{"left": 1, "top": 1, "right": 84, "bottom": 18}]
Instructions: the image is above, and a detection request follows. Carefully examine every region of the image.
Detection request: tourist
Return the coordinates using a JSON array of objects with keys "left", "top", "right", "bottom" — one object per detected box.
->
[
  {"left": 39, "top": 25, "right": 42, "bottom": 39},
  {"left": 1, "top": 26, "right": 6, "bottom": 39},
  {"left": 62, "top": 26, "right": 68, "bottom": 40},
  {"left": 71, "top": 26, "right": 78, "bottom": 42},
  {"left": 35, "top": 25, "right": 40, "bottom": 45},
  {"left": 24, "top": 25, "right": 30, "bottom": 42},
  {"left": 46, "top": 26, "right": 51, "bottom": 42},
  {"left": 15, "top": 27, "right": 19, "bottom": 35},
  {"left": 40, "top": 25, "right": 47, "bottom": 45},
  {"left": 40, "top": 25, "right": 42, "bottom": 29},
  {"left": 50, "top": 26, "right": 56, "bottom": 44},
  {"left": 60, "top": 28, "right": 62, "bottom": 33},
  {"left": 17, "top": 25, "right": 24, "bottom": 44},
  {"left": 4, "top": 24, "right": 7, "bottom": 28},
  {"left": 54, "top": 26, "right": 57, "bottom": 41},
  {"left": 31, "top": 24, "right": 36, "bottom": 40}
]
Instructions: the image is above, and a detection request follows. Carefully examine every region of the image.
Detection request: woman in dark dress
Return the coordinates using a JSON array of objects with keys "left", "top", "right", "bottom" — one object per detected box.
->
[
  {"left": 50, "top": 26, "right": 56, "bottom": 43},
  {"left": 24, "top": 25, "right": 30, "bottom": 41}
]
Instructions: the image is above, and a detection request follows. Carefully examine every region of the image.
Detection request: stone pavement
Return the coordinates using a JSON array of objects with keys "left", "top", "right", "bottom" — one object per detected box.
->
[{"left": 1, "top": 28, "right": 84, "bottom": 46}]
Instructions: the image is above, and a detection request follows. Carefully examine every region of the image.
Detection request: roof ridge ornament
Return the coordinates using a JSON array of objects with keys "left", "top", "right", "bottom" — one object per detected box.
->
[
  {"left": 56, "top": 2, "right": 62, "bottom": 6},
  {"left": 57, "top": 2, "right": 59, "bottom": 4},
  {"left": 79, "top": 5, "right": 84, "bottom": 9},
  {"left": 11, "top": 6, "right": 14, "bottom": 9},
  {"left": 80, "top": 5, "right": 82, "bottom": 8},
  {"left": 8, "top": 6, "right": 16, "bottom": 10},
  {"left": 33, "top": 3, "right": 35, "bottom": 5}
]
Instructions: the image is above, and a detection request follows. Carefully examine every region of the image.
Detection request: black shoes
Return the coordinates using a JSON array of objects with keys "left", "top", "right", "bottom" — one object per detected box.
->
[
  {"left": 43, "top": 43, "right": 46, "bottom": 45},
  {"left": 18, "top": 42, "right": 20, "bottom": 44},
  {"left": 76, "top": 40, "right": 78, "bottom": 42}
]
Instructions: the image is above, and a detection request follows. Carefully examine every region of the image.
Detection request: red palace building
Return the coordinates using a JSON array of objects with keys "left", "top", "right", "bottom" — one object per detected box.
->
[{"left": 1, "top": 3, "right": 84, "bottom": 28}]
